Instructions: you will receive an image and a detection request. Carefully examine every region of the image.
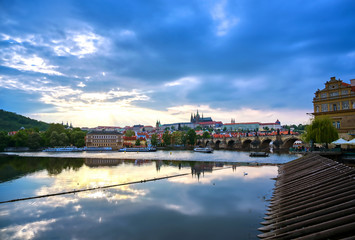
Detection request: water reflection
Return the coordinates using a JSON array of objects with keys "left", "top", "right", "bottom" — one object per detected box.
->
[{"left": 0, "top": 154, "right": 288, "bottom": 239}]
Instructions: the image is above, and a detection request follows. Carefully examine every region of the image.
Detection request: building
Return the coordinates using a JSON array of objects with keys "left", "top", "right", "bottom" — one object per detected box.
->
[
  {"left": 190, "top": 110, "right": 213, "bottom": 123},
  {"left": 85, "top": 130, "right": 123, "bottom": 150},
  {"left": 259, "top": 120, "right": 282, "bottom": 131},
  {"left": 312, "top": 77, "right": 355, "bottom": 139},
  {"left": 223, "top": 120, "right": 281, "bottom": 132},
  {"left": 223, "top": 122, "right": 260, "bottom": 131}
]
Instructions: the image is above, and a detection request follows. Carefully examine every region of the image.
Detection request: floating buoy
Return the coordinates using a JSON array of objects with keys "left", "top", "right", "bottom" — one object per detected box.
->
[{"left": 170, "top": 152, "right": 172, "bottom": 155}]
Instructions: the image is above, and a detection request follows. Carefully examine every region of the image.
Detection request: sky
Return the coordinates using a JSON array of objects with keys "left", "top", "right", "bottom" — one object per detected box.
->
[{"left": 0, "top": 0, "right": 354, "bottom": 127}]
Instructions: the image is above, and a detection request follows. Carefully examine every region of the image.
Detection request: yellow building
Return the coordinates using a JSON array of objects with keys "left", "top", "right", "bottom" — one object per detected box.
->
[
  {"left": 85, "top": 130, "right": 123, "bottom": 150},
  {"left": 313, "top": 77, "right": 355, "bottom": 139}
]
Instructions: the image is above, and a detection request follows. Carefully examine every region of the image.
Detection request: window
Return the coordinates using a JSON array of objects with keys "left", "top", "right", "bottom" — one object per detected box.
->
[
  {"left": 342, "top": 90, "right": 349, "bottom": 95},
  {"left": 321, "top": 104, "right": 328, "bottom": 112},
  {"left": 316, "top": 106, "right": 319, "bottom": 112},
  {"left": 329, "top": 92, "right": 339, "bottom": 97},
  {"left": 332, "top": 104, "right": 337, "bottom": 111},
  {"left": 336, "top": 121, "right": 340, "bottom": 129},
  {"left": 321, "top": 93, "right": 327, "bottom": 98},
  {"left": 342, "top": 101, "right": 349, "bottom": 110}
]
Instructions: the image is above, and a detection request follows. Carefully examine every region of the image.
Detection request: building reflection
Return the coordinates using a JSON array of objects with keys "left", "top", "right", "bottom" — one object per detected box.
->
[
  {"left": 191, "top": 162, "right": 214, "bottom": 180},
  {"left": 84, "top": 158, "right": 123, "bottom": 167}
]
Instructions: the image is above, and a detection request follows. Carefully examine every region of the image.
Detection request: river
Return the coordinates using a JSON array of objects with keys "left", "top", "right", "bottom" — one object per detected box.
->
[{"left": 0, "top": 150, "right": 300, "bottom": 240}]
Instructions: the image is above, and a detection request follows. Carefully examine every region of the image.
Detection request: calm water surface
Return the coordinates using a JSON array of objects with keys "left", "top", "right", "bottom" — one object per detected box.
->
[{"left": 0, "top": 151, "right": 300, "bottom": 240}]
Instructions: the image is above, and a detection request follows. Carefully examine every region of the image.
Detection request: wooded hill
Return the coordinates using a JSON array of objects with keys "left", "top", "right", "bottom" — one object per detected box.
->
[{"left": 0, "top": 109, "right": 49, "bottom": 132}]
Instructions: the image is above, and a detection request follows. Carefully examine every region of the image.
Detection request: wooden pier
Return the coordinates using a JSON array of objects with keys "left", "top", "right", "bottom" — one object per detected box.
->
[{"left": 258, "top": 153, "right": 355, "bottom": 239}]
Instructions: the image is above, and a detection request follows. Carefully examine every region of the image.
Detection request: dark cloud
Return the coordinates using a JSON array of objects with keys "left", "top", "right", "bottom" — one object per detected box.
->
[{"left": 1, "top": 0, "right": 354, "bottom": 118}]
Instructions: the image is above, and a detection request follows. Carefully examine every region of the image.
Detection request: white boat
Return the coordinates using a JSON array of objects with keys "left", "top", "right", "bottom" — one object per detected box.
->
[
  {"left": 119, "top": 147, "right": 157, "bottom": 152},
  {"left": 193, "top": 147, "right": 214, "bottom": 153},
  {"left": 43, "top": 147, "right": 83, "bottom": 152}
]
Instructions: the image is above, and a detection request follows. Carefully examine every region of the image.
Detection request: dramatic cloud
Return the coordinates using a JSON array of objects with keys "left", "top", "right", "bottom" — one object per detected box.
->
[{"left": 1, "top": 0, "right": 354, "bottom": 126}]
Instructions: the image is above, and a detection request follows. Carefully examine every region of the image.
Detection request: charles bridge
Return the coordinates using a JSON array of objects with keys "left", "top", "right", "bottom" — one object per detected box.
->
[{"left": 197, "top": 134, "right": 302, "bottom": 151}]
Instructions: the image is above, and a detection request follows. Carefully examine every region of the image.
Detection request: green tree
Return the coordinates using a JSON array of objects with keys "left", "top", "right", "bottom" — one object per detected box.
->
[
  {"left": 125, "top": 130, "right": 135, "bottom": 137},
  {"left": 162, "top": 131, "right": 171, "bottom": 146},
  {"left": 0, "top": 131, "right": 11, "bottom": 151},
  {"left": 304, "top": 117, "right": 338, "bottom": 148},
  {"left": 195, "top": 126, "right": 202, "bottom": 130},
  {"left": 135, "top": 139, "right": 141, "bottom": 146},
  {"left": 69, "top": 130, "right": 86, "bottom": 147},
  {"left": 151, "top": 134, "right": 158, "bottom": 146},
  {"left": 27, "top": 132, "right": 42, "bottom": 150},
  {"left": 58, "top": 132, "right": 69, "bottom": 146},
  {"left": 13, "top": 130, "right": 29, "bottom": 147},
  {"left": 49, "top": 131, "right": 59, "bottom": 147},
  {"left": 172, "top": 131, "right": 183, "bottom": 145},
  {"left": 186, "top": 129, "right": 197, "bottom": 146},
  {"left": 202, "top": 131, "right": 211, "bottom": 139}
]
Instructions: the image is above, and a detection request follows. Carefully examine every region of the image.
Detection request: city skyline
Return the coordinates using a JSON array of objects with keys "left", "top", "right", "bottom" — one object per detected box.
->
[{"left": 1, "top": 0, "right": 354, "bottom": 127}]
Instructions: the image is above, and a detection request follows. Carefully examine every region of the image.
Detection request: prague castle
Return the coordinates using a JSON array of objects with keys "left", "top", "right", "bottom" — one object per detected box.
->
[{"left": 312, "top": 76, "right": 355, "bottom": 139}]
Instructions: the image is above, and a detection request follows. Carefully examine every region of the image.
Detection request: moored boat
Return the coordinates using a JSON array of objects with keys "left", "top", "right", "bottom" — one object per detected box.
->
[
  {"left": 83, "top": 147, "right": 112, "bottom": 151},
  {"left": 193, "top": 147, "right": 214, "bottom": 153},
  {"left": 249, "top": 152, "right": 269, "bottom": 157},
  {"left": 119, "top": 147, "right": 157, "bottom": 152},
  {"left": 43, "top": 147, "right": 83, "bottom": 152}
]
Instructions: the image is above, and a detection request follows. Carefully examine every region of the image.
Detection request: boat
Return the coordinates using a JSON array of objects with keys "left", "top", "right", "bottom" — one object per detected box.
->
[
  {"left": 83, "top": 147, "right": 112, "bottom": 151},
  {"left": 193, "top": 147, "right": 214, "bottom": 153},
  {"left": 249, "top": 152, "right": 269, "bottom": 157},
  {"left": 43, "top": 147, "right": 83, "bottom": 152},
  {"left": 119, "top": 147, "right": 157, "bottom": 152}
]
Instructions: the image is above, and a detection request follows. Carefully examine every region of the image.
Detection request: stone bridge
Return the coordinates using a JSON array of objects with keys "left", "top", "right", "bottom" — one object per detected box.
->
[{"left": 197, "top": 135, "right": 301, "bottom": 151}]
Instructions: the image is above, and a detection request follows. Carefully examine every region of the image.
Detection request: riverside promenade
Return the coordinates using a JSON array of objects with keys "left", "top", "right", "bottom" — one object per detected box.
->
[{"left": 258, "top": 154, "right": 355, "bottom": 239}]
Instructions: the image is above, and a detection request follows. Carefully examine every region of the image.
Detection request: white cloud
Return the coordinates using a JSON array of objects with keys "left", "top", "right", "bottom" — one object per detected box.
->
[
  {"left": 164, "top": 76, "right": 199, "bottom": 87},
  {"left": 0, "top": 45, "right": 63, "bottom": 75},
  {"left": 77, "top": 82, "right": 86, "bottom": 88},
  {"left": 52, "top": 30, "right": 107, "bottom": 58},
  {"left": 211, "top": 0, "right": 239, "bottom": 36}
]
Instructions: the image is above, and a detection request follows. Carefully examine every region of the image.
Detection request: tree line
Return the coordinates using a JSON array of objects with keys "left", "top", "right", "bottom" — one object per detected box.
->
[{"left": 0, "top": 124, "right": 86, "bottom": 151}]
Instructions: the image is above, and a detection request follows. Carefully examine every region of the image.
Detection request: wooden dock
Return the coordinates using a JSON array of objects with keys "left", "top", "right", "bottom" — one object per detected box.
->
[{"left": 258, "top": 153, "right": 355, "bottom": 239}]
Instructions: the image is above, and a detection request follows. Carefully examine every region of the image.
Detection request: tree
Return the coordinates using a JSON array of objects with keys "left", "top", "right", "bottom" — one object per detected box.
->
[
  {"left": 27, "top": 132, "right": 42, "bottom": 150},
  {"left": 125, "top": 130, "right": 135, "bottom": 137},
  {"left": 13, "top": 130, "right": 28, "bottom": 147},
  {"left": 58, "top": 132, "right": 69, "bottom": 146},
  {"left": 304, "top": 117, "right": 338, "bottom": 148},
  {"left": 151, "top": 134, "right": 158, "bottom": 146},
  {"left": 0, "top": 131, "right": 11, "bottom": 151},
  {"left": 135, "top": 139, "right": 141, "bottom": 146},
  {"left": 50, "top": 131, "right": 60, "bottom": 147},
  {"left": 69, "top": 130, "right": 86, "bottom": 147},
  {"left": 186, "top": 129, "right": 197, "bottom": 146},
  {"left": 195, "top": 126, "right": 202, "bottom": 131},
  {"left": 162, "top": 131, "right": 171, "bottom": 146},
  {"left": 202, "top": 131, "right": 211, "bottom": 139}
]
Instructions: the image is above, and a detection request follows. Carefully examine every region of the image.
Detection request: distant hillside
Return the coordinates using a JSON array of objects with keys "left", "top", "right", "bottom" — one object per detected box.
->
[{"left": 0, "top": 109, "right": 49, "bottom": 132}]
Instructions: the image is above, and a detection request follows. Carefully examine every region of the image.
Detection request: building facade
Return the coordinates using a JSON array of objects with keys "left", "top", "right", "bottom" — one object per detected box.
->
[
  {"left": 313, "top": 77, "right": 355, "bottom": 138},
  {"left": 85, "top": 130, "right": 123, "bottom": 150}
]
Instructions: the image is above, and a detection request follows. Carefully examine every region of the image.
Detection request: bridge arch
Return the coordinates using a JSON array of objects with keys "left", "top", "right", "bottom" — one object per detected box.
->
[
  {"left": 260, "top": 139, "right": 272, "bottom": 150},
  {"left": 282, "top": 137, "right": 300, "bottom": 149},
  {"left": 227, "top": 140, "right": 236, "bottom": 149},
  {"left": 205, "top": 140, "right": 211, "bottom": 147},
  {"left": 214, "top": 140, "right": 221, "bottom": 150},
  {"left": 242, "top": 139, "right": 252, "bottom": 150}
]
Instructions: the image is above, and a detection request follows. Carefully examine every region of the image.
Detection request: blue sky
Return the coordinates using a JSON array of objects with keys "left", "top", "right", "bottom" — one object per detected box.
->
[{"left": 0, "top": 0, "right": 354, "bottom": 127}]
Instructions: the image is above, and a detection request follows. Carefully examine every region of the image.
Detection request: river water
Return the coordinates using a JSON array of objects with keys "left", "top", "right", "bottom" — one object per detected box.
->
[{"left": 0, "top": 151, "right": 300, "bottom": 240}]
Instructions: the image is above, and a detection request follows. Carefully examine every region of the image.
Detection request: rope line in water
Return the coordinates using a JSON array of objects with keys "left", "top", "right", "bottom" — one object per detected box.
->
[{"left": 0, "top": 167, "right": 232, "bottom": 204}]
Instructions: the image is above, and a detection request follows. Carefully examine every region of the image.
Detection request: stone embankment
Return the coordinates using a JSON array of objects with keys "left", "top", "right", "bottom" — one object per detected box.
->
[{"left": 258, "top": 154, "right": 355, "bottom": 239}]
